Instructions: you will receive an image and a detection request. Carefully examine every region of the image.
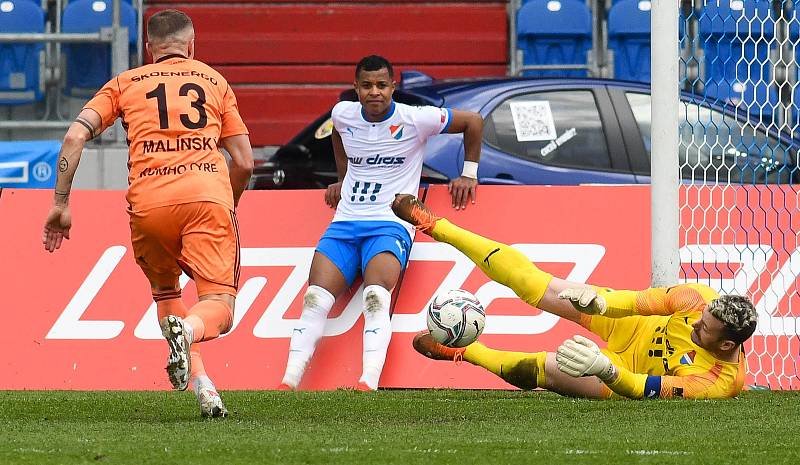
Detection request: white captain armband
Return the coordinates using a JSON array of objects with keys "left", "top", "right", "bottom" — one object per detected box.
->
[{"left": 461, "top": 161, "right": 478, "bottom": 179}]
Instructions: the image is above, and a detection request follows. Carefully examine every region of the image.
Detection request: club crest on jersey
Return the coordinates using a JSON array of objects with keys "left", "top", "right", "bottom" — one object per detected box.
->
[{"left": 389, "top": 124, "right": 404, "bottom": 140}]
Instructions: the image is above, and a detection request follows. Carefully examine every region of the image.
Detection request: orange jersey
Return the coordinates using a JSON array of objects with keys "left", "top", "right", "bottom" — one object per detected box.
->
[{"left": 83, "top": 55, "right": 248, "bottom": 212}]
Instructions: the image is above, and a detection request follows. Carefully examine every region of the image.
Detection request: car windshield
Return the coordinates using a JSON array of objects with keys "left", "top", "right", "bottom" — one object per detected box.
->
[{"left": 627, "top": 92, "right": 798, "bottom": 184}]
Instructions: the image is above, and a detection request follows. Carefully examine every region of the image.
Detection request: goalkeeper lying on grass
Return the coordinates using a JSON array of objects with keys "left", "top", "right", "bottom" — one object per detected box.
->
[{"left": 391, "top": 194, "right": 758, "bottom": 399}]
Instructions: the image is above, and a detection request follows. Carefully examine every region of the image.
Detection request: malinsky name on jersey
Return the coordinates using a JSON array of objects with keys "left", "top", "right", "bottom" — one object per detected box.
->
[{"left": 142, "top": 136, "right": 217, "bottom": 154}]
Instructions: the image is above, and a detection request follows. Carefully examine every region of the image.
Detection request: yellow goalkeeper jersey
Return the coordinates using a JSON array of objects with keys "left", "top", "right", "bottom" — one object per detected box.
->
[{"left": 591, "top": 283, "right": 747, "bottom": 399}]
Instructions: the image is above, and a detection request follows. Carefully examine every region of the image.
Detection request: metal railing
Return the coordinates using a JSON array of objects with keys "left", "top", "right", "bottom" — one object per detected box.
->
[{"left": 0, "top": 0, "right": 140, "bottom": 142}]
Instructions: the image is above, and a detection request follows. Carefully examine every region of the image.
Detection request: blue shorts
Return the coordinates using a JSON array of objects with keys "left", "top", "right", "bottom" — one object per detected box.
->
[{"left": 316, "top": 221, "right": 413, "bottom": 286}]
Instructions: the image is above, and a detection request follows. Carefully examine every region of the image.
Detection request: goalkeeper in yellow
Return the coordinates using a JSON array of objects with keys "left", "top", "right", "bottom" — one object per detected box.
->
[{"left": 392, "top": 194, "right": 758, "bottom": 399}]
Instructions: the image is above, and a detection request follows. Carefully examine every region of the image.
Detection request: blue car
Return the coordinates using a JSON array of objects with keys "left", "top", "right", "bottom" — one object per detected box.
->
[{"left": 249, "top": 72, "right": 799, "bottom": 189}]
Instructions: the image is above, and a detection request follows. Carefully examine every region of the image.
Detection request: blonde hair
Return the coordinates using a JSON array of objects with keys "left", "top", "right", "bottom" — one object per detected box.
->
[{"left": 708, "top": 295, "right": 757, "bottom": 344}]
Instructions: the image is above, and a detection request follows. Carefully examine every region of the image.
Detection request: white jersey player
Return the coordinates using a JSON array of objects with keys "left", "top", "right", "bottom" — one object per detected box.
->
[
  {"left": 279, "top": 55, "right": 484, "bottom": 391},
  {"left": 331, "top": 99, "right": 452, "bottom": 235}
]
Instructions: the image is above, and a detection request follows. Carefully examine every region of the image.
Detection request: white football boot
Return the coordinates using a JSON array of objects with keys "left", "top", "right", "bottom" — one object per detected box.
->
[
  {"left": 160, "top": 315, "right": 191, "bottom": 391},
  {"left": 197, "top": 387, "right": 228, "bottom": 418},
  {"left": 194, "top": 378, "right": 228, "bottom": 418}
]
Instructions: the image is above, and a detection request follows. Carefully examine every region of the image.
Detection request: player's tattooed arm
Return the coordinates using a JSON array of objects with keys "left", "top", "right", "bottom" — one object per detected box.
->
[
  {"left": 54, "top": 189, "right": 70, "bottom": 204},
  {"left": 73, "top": 115, "right": 97, "bottom": 140},
  {"left": 44, "top": 108, "right": 103, "bottom": 252},
  {"left": 51, "top": 109, "right": 102, "bottom": 206}
]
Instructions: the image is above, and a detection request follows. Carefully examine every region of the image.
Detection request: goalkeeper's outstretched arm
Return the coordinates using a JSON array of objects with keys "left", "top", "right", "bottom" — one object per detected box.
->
[
  {"left": 555, "top": 335, "right": 740, "bottom": 399},
  {"left": 602, "top": 364, "right": 737, "bottom": 400},
  {"left": 559, "top": 283, "right": 719, "bottom": 319}
]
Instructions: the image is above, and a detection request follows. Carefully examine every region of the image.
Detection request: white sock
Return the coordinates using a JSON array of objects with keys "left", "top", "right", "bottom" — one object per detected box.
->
[
  {"left": 192, "top": 375, "right": 215, "bottom": 396},
  {"left": 359, "top": 285, "right": 392, "bottom": 390},
  {"left": 281, "top": 285, "right": 335, "bottom": 388},
  {"left": 183, "top": 319, "right": 194, "bottom": 347}
]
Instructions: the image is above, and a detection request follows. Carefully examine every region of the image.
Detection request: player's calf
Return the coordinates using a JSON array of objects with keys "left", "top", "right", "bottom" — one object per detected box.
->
[{"left": 413, "top": 331, "right": 545, "bottom": 390}]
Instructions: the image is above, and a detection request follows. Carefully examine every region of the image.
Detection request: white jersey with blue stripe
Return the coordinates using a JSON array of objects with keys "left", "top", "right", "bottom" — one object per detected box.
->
[{"left": 331, "top": 100, "right": 452, "bottom": 234}]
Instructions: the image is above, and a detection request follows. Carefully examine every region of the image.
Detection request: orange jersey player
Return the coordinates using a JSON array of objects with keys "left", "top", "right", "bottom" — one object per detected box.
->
[
  {"left": 42, "top": 9, "right": 254, "bottom": 417},
  {"left": 391, "top": 194, "right": 758, "bottom": 400},
  {"left": 87, "top": 51, "right": 247, "bottom": 213}
]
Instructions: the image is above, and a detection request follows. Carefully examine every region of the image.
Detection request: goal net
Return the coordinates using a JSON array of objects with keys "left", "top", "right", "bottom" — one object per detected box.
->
[{"left": 667, "top": 0, "right": 800, "bottom": 389}]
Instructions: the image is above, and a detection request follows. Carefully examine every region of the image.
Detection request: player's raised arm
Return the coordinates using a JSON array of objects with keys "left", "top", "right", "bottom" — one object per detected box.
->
[
  {"left": 445, "top": 109, "right": 483, "bottom": 210},
  {"left": 42, "top": 109, "right": 102, "bottom": 252},
  {"left": 220, "top": 134, "right": 253, "bottom": 209}
]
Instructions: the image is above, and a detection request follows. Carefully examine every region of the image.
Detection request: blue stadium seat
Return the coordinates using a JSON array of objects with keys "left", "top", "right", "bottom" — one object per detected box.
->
[
  {"left": 699, "top": 0, "right": 778, "bottom": 121},
  {"left": 517, "top": 0, "right": 592, "bottom": 77},
  {"left": 608, "top": 0, "right": 686, "bottom": 83},
  {"left": 62, "top": 0, "right": 137, "bottom": 97},
  {"left": 608, "top": 0, "right": 651, "bottom": 82},
  {"left": 0, "top": 1, "right": 45, "bottom": 105}
]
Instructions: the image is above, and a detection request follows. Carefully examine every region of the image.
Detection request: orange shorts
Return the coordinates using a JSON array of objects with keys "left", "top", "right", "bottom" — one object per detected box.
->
[{"left": 129, "top": 201, "right": 240, "bottom": 300}]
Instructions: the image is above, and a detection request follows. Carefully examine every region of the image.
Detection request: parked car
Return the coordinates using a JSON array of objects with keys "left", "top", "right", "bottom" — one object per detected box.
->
[{"left": 249, "top": 72, "right": 799, "bottom": 189}]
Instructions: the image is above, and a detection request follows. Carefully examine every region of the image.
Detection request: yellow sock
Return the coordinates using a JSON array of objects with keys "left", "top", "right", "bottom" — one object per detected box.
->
[
  {"left": 463, "top": 342, "right": 547, "bottom": 390},
  {"left": 431, "top": 219, "right": 553, "bottom": 307}
]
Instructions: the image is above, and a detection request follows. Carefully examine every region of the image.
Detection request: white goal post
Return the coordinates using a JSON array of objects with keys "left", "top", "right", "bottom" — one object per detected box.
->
[{"left": 651, "top": 0, "right": 681, "bottom": 287}]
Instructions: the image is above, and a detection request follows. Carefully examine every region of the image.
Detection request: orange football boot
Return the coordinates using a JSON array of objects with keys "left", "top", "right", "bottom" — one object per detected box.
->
[
  {"left": 412, "top": 331, "right": 465, "bottom": 362},
  {"left": 391, "top": 194, "right": 441, "bottom": 235}
]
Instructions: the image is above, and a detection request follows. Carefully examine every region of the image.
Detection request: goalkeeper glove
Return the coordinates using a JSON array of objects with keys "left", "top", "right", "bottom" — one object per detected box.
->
[
  {"left": 558, "top": 287, "right": 607, "bottom": 315},
  {"left": 556, "top": 335, "right": 616, "bottom": 381}
]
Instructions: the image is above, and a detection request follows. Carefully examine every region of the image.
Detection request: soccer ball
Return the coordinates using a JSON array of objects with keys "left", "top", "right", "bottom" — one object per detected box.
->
[{"left": 426, "top": 289, "right": 486, "bottom": 348}]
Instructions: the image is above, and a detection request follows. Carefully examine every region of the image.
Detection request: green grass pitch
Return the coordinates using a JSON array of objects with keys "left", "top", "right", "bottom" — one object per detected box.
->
[{"left": 2, "top": 390, "right": 799, "bottom": 465}]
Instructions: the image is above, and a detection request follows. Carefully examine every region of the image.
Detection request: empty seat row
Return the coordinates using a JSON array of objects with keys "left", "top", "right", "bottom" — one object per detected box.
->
[
  {"left": 0, "top": 0, "right": 44, "bottom": 104},
  {"left": 0, "top": 0, "right": 137, "bottom": 104},
  {"left": 518, "top": 0, "right": 796, "bottom": 120},
  {"left": 517, "top": 0, "right": 665, "bottom": 80}
]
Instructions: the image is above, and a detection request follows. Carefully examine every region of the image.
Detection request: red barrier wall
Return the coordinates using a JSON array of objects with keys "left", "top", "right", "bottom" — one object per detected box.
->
[{"left": 3, "top": 185, "right": 797, "bottom": 390}]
